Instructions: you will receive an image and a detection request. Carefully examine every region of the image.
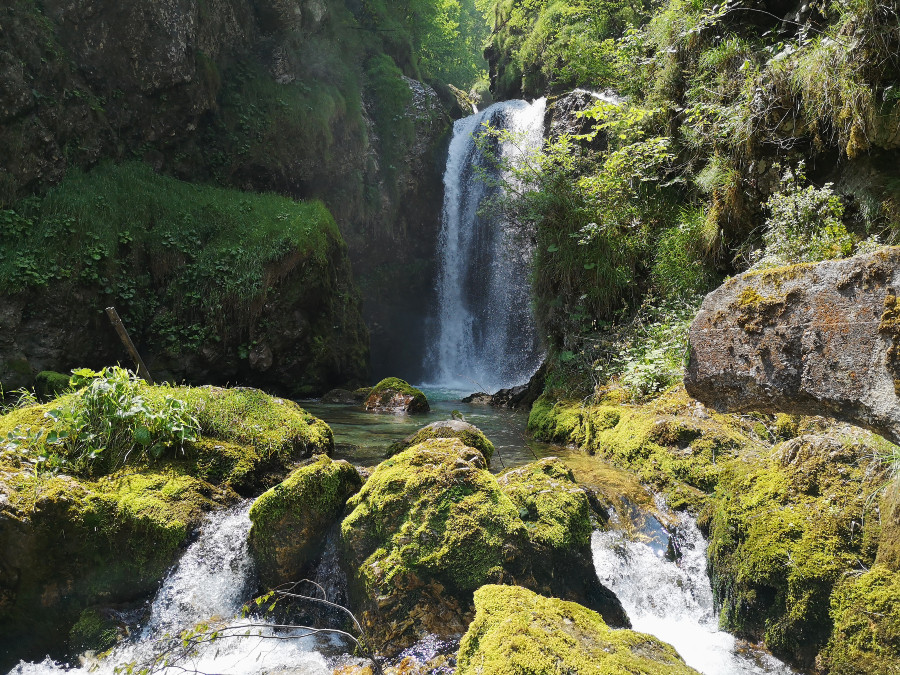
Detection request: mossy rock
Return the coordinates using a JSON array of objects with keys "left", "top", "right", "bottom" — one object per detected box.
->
[
  {"left": 528, "top": 386, "right": 757, "bottom": 510},
  {"left": 0, "top": 382, "right": 335, "bottom": 666},
  {"left": 877, "top": 478, "right": 900, "bottom": 571},
  {"left": 249, "top": 455, "right": 362, "bottom": 589},
  {"left": 386, "top": 420, "right": 495, "bottom": 462},
  {"left": 34, "top": 371, "right": 71, "bottom": 401},
  {"left": 363, "top": 377, "right": 429, "bottom": 413},
  {"left": 0, "top": 464, "right": 228, "bottom": 667},
  {"left": 707, "top": 434, "right": 885, "bottom": 667},
  {"left": 456, "top": 585, "right": 701, "bottom": 675},
  {"left": 818, "top": 565, "right": 900, "bottom": 675},
  {"left": 340, "top": 440, "right": 626, "bottom": 654},
  {"left": 68, "top": 608, "right": 120, "bottom": 654}
]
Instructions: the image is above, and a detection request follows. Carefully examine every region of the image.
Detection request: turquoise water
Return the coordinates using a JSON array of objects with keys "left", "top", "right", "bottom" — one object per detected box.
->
[{"left": 300, "top": 387, "right": 558, "bottom": 471}]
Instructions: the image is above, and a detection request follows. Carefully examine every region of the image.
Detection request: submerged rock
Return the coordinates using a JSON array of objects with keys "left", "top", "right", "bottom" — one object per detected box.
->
[
  {"left": 456, "top": 585, "right": 700, "bottom": 675},
  {"left": 340, "top": 439, "right": 626, "bottom": 655},
  {"left": 387, "top": 420, "right": 495, "bottom": 461},
  {"left": 321, "top": 388, "right": 370, "bottom": 404},
  {"left": 249, "top": 455, "right": 362, "bottom": 589},
  {"left": 364, "top": 378, "right": 429, "bottom": 413},
  {"left": 685, "top": 248, "right": 900, "bottom": 445}
]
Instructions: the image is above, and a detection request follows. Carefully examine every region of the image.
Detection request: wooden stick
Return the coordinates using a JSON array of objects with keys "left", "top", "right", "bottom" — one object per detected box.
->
[{"left": 105, "top": 307, "right": 155, "bottom": 384}]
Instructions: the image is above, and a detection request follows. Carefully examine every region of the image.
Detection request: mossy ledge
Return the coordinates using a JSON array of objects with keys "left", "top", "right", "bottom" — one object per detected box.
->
[
  {"left": 249, "top": 455, "right": 362, "bottom": 589},
  {"left": 0, "top": 381, "right": 333, "bottom": 667},
  {"left": 526, "top": 383, "right": 894, "bottom": 669},
  {"left": 456, "top": 585, "right": 700, "bottom": 675},
  {"left": 387, "top": 420, "right": 495, "bottom": 461}
]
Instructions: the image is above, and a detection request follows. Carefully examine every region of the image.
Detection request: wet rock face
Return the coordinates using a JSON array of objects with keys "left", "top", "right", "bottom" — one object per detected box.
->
[{"left": 685, "top": 248, "right": 900, "bottom": 445}]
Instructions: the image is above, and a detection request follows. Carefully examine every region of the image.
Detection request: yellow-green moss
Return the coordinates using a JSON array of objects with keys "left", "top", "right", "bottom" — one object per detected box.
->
[
  {"left": 249, "top": 455, "right": 361, "bottom": 588},
  {"left": 497, "top": 459, "right": 591, "bottom": 550},
  {"left": 818, "top": 566, "right": 900, "bottom": 675},
  {"left": 456, "top": 585, "right": 700, "bottom": 675},
  {"left": 707, "top": 436, "right": 885, "bottom": 665}
]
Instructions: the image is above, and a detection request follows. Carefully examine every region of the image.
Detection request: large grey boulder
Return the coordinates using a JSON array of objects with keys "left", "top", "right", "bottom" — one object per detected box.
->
[{"left": 685, "top": 248, "right": 900, "bottom": 444}]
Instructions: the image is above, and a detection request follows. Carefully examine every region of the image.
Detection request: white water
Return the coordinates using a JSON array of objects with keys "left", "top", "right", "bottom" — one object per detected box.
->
[
  {"left": 426, "top": 98, "right": 547, "bottom": 393},
  {"left": 9, "top": 503, "right": 332, "bottom": 675},
  {"left": 592, "top": 513, "right": 798, "bottom": 675}
]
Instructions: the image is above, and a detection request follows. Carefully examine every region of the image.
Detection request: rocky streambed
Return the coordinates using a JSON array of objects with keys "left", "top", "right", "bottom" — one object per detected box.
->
[{"left": 1, "top": 369, "right": 898, "bottom": 675}]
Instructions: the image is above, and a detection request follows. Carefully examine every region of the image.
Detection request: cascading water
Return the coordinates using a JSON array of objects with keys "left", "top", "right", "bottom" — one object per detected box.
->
[
  {"left": 592, "top": 511, "right": 798, "bottom": 675},
  {"left": 426, "top": 98, "right": 547, "bottom": 392},
  {"left": 9, "top": 503, "right": 333, "bottom": 675}
]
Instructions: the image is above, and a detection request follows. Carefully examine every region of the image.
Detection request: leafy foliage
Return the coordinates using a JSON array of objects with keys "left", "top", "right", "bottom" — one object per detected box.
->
[{"left": 3, "top": 367, "right": 199, "bottom": 476}]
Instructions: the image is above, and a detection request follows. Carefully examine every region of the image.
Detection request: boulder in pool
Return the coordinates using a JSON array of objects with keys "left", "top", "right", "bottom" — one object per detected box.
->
[
  {"left": 364, "top": 377, "right": 429, "bottom": 413},
  {"left": 457, "top": 585, "right": 701, "bottom": 675},
  {"left": 386, "top": 419, "right": 495, "bottom": 461}
]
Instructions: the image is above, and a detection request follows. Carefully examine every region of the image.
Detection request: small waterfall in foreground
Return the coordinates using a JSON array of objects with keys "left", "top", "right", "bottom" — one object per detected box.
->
[
  {"left": 592, "top": 513, "right": 798, "bottom": 675},
  {"left": 10, "top": 503, "right": 332, "bottom": 675},
  {"left": 426, "top": 98, "right": 547, "bottom": 392}
]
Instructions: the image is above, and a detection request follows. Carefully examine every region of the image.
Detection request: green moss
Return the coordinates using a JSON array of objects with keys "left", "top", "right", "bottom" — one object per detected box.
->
[
  {"left": 68, "top": 609, "right": 118, "bottom": 654},
  {"left": 342, "top": 439, "right": 522, "bottom": 595},
  {"left": 706, "top": 436, "right": 885, "bottom": 665},
  {"left": 819, "top": 566, "right": 900, "bottom": 675},
  {"left": 497, "top": 459, "right": 591, "bottom": 551},
  {"left": 34, "top": 371, "right": 71, "bottom": 401},
  {"left": 733, "top": 287, "right": 786, "bottom": 333},
  {"left": 177, "top": 386, "right": 334, "bottom": 460},
  {"left": 364, "top": 377, "right": 429, "bottom": 413},
  {"left": 387, "top": 420, "right": 495, "bottom": 462},
  {"left": 249, "top": 455, "right": 361, "bottom": 588},
  {"left": 456, "top": 585, "right": 700, "bottom": 675}
]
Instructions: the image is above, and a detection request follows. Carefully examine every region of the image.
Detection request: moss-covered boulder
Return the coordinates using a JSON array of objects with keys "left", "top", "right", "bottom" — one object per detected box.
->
[
  {"left": 0, "top": 380, "right": 334, "bottom": 668},
  {"left": 34, "top": 371, "right": 71, "bottom": 401},
  {"left": 497, "top": 458, "right": 626, "bottom": 620},
  {"left": 818, "top": 565, "right": 900, "bottom": 675},
  {"left": 249, "top": 455, "right": 362, "bottom": 589},
  {"left": 528, "top": 385, "right": 758, "bottom": 511},
  {"left": 707, "top": 434, "right": 885, "bottom": 667},
  {"left": 387, "top": 420, "right": 494, "bottom": 461},
  {"left": 340, "top": 439, "right": 626, "bottom": 655},
  {"left": 364, "top": 377, "right": 429, "bottom": 413},
  {"left": 457, "top": 585, "right": 700, "bottom": 675}
]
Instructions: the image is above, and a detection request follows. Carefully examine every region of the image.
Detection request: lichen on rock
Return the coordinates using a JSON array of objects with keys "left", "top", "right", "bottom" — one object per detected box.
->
[
  {"left": 249, "top": 455, "right": 362, "bottom": 589},
  {"left": 456, "top": 585, "right": 700, "bottom": 675}
]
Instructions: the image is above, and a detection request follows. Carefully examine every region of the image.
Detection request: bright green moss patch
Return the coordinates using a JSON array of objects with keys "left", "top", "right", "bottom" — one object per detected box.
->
[
  {"left": 177, "top": 386, "right": 333, "bottom": 461},
  {"left": 528, "top": 385, "right": 758, "bottom": 510},
  {"left": 249, "top": 455, "right": 361, "bottom": 588},
  {"left": 497, "top": 458, "right": 591, "bottom": 551},
  {"left": 456, "top": 585, "right": 700, "bottom": 675},
  {"left": 387, "top": 420, "right": 495, "bottom": 461},
  {"left": 819, "top": 566, "right": 900, "bottom": 675}
]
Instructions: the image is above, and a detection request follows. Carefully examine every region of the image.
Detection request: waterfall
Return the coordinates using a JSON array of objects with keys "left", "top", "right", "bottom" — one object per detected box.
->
[
  {"left": 592, "top": 513, "right": 798, "bottom": 675},
  {"left": 426, "top": 98, "right": 547, "bottom": 392},
  {"left": 9, "top": 503, "right": 332, "bottom": 675}
]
